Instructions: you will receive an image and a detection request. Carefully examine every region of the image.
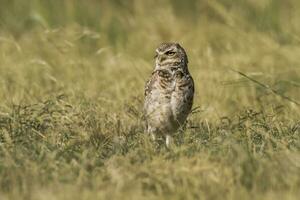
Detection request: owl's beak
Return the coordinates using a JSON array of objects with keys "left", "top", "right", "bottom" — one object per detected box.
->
[{"left": 158, "top": 55, "right": 167, "bottom": 62}]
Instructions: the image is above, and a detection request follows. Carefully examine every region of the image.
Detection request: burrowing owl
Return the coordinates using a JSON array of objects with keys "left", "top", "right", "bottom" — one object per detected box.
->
[{"left": 144, "top": 43, "right": 194, "bottom": 147}]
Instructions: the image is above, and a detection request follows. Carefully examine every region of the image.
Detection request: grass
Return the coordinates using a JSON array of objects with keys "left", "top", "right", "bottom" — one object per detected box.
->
[{"left": 0, "top": 0, "right": 300, "bottom": 199}]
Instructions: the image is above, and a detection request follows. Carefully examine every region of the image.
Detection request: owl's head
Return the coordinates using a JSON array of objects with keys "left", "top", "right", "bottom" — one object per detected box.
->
[{"left": 154, "top": 42, "right": 188, "bottom": 71}]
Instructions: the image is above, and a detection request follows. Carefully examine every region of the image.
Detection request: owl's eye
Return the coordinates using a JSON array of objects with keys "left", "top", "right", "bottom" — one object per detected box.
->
[{"left": 165, "top": 51, "right": 175, "bottom": 56}]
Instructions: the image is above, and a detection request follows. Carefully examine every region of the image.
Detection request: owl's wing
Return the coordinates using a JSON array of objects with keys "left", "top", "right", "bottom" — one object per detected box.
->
[
  {"left": 143, "top": 73, "right": 158, "bottom": 129},
  {"left": 144, "top": 78, "right": 152, "bottom": 97},
  {"left": 178, "top": 74, "right": 194, "bottom": 93},
  {"left": 144, "top": 73, "right": 155, "bottom": 113},
  {"left": 177, "top": 73, "right": 195, "bottom": 116},
  {"left": 144, "top": 72, "right": 157, "bottom": 97}
]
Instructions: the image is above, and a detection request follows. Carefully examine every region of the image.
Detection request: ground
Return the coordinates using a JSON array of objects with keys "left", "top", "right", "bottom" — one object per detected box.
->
[{"left": 0, "top": 0, "right": 299, "bottom": 199}]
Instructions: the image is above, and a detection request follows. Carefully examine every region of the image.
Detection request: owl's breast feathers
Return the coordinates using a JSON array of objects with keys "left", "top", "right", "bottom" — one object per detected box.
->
[
  {"left": 145, "top": 68, "right": 194, "bottom": 97},
  {"left": 144, "top": 69, "right": 172, "bottom": 97},
  {"left": 144, "top": 68, "right": 194, "bottom": 131}
]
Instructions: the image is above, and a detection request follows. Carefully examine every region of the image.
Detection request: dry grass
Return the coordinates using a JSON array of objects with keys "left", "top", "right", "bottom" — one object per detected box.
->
[{"left": 0, "top": 0, "right": 300, "bottom": 199}]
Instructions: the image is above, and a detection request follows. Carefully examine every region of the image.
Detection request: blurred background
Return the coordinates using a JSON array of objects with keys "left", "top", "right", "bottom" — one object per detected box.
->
[
  {"left": 0, "top": 1, "right": 300, "bottom": 199},
  {"left": 0, "top": 0, "right": 300, "bottom": 117}
]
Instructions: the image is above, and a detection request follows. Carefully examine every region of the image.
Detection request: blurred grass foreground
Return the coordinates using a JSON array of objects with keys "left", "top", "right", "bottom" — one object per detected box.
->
[{"left": 0, "top": 0, "right": 300, "bottom": 200}]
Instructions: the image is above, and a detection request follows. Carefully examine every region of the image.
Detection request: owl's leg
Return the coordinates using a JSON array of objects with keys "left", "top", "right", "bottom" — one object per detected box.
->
[
  {"left": 150, "top": 133, "right": 156, "bottom": 141},
  {"left": 166, "top": 134, "right": 174, "bottom": 148},
  {"left": 147, "top": 126, "right": 156, "bottom": 141}
]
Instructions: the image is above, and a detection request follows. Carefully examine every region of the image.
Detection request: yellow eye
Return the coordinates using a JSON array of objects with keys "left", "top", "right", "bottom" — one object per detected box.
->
[{"left": 165, "top": 51, "right": 175, "bottom": 56}]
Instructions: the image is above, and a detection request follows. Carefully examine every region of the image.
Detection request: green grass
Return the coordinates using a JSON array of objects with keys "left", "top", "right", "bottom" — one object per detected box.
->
[{"left": 0, "top": 0, "right": 300, "bottom": 199}]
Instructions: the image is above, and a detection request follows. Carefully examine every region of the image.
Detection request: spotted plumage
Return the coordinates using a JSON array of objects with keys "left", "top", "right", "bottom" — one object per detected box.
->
[{"left": 144, "top": 42, "right": 194, "bottom": 147}]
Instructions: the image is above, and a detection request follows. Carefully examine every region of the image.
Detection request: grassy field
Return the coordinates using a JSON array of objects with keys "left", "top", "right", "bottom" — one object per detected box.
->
[{"left": 0, "top": 0, "right": 300, "bottom": 199}]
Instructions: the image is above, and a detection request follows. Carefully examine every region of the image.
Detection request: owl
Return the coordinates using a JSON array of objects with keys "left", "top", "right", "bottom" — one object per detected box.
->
[{"left": 144, "top": 42, "right": 194, "bottom": 147}]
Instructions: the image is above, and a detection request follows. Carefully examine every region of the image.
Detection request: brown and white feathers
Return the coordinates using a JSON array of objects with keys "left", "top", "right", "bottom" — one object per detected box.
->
[{"left": 144, "top": 42, "right": 194, "bottom": 146}]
